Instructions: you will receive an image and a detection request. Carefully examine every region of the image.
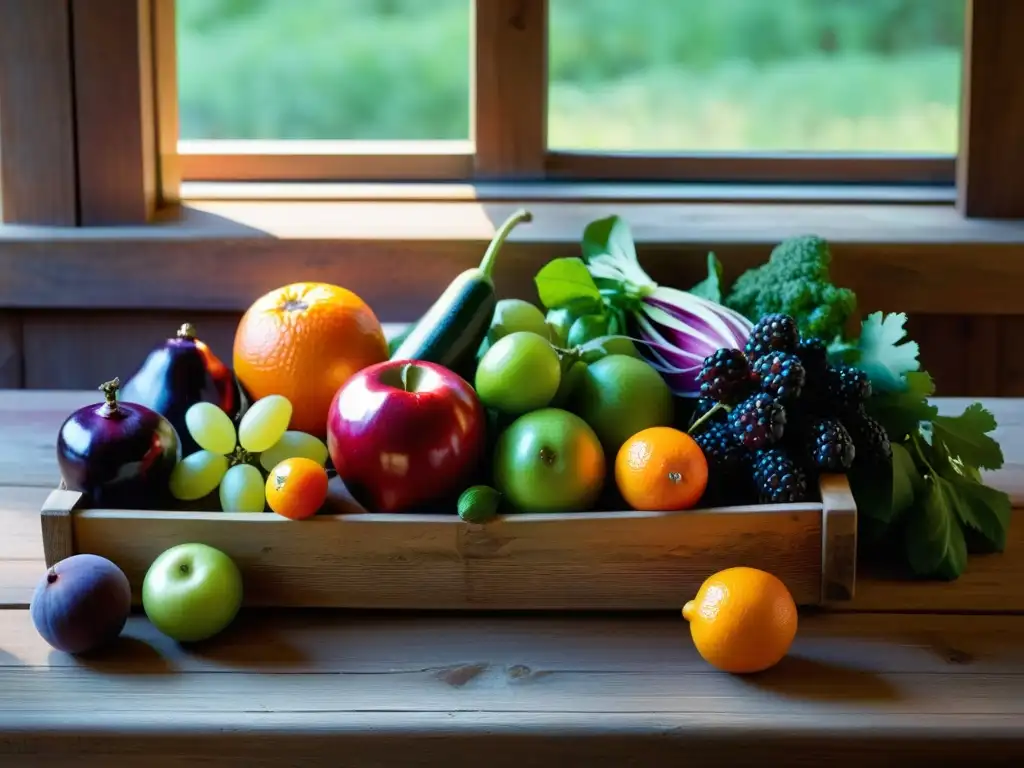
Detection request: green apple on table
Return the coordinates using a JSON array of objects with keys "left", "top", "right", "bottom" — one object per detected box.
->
[
  {"left": 475, "top": 331, "right": 562, "bottom": 415},
  {"left": 493, "top": 407, "right": 606, "bottom": 513},
  {"left": 142, "top": 542, "right": 243, "bottom": 643}
]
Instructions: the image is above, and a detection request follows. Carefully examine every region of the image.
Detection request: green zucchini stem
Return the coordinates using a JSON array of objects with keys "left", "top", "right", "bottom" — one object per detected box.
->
[{"left": 478, "top": 208, "right": 533, "bottom": 279}]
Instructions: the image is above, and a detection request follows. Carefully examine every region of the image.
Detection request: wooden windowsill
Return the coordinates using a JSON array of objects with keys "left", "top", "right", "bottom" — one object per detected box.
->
[{"left": 2, "top": 195, "right": 1024, "bottom": 317}]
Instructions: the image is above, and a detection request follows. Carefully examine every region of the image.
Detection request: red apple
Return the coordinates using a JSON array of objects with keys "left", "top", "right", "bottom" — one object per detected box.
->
[{"left": 326, "top": 359, "right": 486, "bottom": 513}]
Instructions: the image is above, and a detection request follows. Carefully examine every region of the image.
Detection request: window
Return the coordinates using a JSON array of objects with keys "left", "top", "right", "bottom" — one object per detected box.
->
[{"left": 1, "top": 0, "right": 1023, "bottom": 223}]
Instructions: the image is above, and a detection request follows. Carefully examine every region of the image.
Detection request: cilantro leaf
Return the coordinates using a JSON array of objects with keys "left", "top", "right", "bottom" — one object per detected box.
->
[
  {"left": 849, "top": 441, "right": 920, "bottom": 525},
  {"left": 890, "top": 442, "right": 920, "bottom": 523},
  {"left": 865, "top": 371, "right": 938, "bottom": 440},
  {"left": 581, "top": 215, "right": 638, "bottom": 265},
  {"left": 947, "top": 474, "right": 1012, "bottom": 553},
  {"left": 534, "top": 257, "right": 602, "bottom": 310},
  {"left": 904, "top": 478, "right": 968, "bottom": 580},
  {"left": 931, "top": 402, "right": 1004, "bottom": 471},
  {"left": 856, "top": 312, "right": 920, "bottom": 393},
  {"left": 689, "top": 252, "right": 723, "bottom": 303}
]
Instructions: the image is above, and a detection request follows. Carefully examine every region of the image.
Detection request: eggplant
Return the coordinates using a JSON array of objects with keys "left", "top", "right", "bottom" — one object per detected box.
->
[
  {"left": 121, "top": 323, "right": 249, "bottom": 455},
  {"left": 57, "top": 378, "right": 180, "bottom": 508}
]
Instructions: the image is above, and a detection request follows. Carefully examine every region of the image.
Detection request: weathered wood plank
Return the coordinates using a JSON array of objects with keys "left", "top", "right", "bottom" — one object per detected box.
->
[
  {"left": 22, "top": 312, "right": 240, "bottom": 389},
  {"left": 0, "top": 0, "right": 77, "bottom": 225},
  {"left": 0, "top": 312, "right": 23, "bottom": 388}
]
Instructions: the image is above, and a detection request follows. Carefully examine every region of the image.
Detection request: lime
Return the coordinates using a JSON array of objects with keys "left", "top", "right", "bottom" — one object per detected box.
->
[
  {"left": 579, "top": 335, "right": 642, "bottom": 364},
  {"left": 475, "top": 331, "right": 562, "bottom": 415},
  {"left": 488, "top": 299, "right": 550, "bottom": 344},
  {"left": 572, "top": 354, "right": 675, "bottom": 455}
]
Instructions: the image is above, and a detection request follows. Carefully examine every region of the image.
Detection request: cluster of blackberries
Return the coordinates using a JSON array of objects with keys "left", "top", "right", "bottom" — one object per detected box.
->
[{"left": 691, "top": 313, "right": 891, "bottom": 506}]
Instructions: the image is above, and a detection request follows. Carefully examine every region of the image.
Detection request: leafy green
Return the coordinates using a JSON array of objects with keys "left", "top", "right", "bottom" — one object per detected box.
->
[
  {"left": 534, "top": 257, "right": 602, "bottom": 310},
  {"left": 689, "top": 252, "right": 724, "bottom": 302},
  {"left": 723, "top": 234, "right": 857, "bottom": 343},
  {"left": 853, "top": 312, "right": 921, "bottom": 392},
  {"left": 890, "top": 443, "right": 920, "bottom": 523},
  {"left": 865, "top": 371, "right": 938, "bottom": 440},
  {"left": 581, "top": 215, "right": 638, "bottom": 265},
  {"left": 904, "top": 477, "right": 968, "bottom": 581},
  {"left": 931, "top": 403, "right": 1004, "bottom": 471}
]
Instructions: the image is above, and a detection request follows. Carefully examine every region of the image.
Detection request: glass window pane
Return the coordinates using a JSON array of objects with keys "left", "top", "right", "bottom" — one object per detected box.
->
[
  {"left": 549, "top": 0, "right": 964, "bottom": 153},
  {"left": 177, "top": 0, "right": 470, "bottom": 141}
]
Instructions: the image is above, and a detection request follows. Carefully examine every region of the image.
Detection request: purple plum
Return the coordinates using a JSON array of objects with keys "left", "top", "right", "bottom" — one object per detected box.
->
[{"left": 30, "top": 554, "right": 132, "bottom": 654}]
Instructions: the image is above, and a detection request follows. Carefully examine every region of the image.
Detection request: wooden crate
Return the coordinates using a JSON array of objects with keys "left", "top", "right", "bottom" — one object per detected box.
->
[{"left": 38, "top": 474, "right": 857, "bottom": 610}]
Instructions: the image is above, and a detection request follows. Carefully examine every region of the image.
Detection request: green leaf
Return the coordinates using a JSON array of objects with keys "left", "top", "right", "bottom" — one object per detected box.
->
[
  {"left": 848, "top": 441, "right": 920, "bottom": 526},
  {"left": 688, "top": 252, "right": 723, "bottom": 302},
  {"left": 534, "top": 257, "right": 602, "bottom": 311},
  {"left": 931, "top": 402, "right": 1004, "bottom": 471},
  {"left": 856, "top": 312, "right": 921, "bottom": 393},
  {"left": 890, "top": 442, "right": 920, "bottom": 523},
  {"left": 947, "top": 474, "right": 1012, "bottom": 553},
  {"left": 865, "top": 371, "right": 938, "bottom": 440},
  {"left": 581, "top": 215, "right": 638, "bottom": 265},
  {"left": 904, "top": 478, "right": 968, "bottom": 580}
]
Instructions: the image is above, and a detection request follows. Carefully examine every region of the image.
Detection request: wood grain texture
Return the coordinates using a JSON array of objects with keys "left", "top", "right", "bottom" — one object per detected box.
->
[
  {"left": 152, "top": 0, "right": 180, "bottom": 205},
  {"left": 957, "top": 0, "right": 1024, "bottom": 218},
  {"left": 2, "top": 612, "right": 1024, "bottom": 765},
  {"left": 72, "top": 0, "right": 158, "bottom": 224},
  {"left": 62, "top": 498, "right": 825, "bottom": 609},
  {"left": 473, "top": 0, "right": 547, "bottom": 177},
  {"left": 4, "top": 202, "right": 1024, "bottom": 316},
  {"left": 547, "top": 152, "right": 955, "bottom": 185},
  {"left": 0, "top": 312, "right": 23, "bottom": 388},
  {"left": 821, "top": 474, "right": 857, "bottom": 603},
  {"left": 39, "top": 488, "right": 79, "bottom": 567},
  {"left": 0, "top": 0, "right": 77, "bottom": 225},
  {"left": 22, "top": 311, "right": 240, "bottom": 389}
]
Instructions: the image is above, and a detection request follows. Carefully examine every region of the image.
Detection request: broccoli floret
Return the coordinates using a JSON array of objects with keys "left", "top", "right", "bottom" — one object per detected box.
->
[{"left": 724, "top": 235, "right": 857, "bottom": 343}]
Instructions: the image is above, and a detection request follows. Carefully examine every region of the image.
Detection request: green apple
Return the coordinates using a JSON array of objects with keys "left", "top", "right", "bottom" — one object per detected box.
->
[
  {"left": 493, "top": 408, "right": 606, "bottom": 513},
  {"left": 572, "top": 354, "right": 674, "bottom": 456},
  {"left": 142, "top": 543, "right": 243, "bottom": 643},
  {"left": 475, "top": 331, "right": 561, "bottom": 415}
]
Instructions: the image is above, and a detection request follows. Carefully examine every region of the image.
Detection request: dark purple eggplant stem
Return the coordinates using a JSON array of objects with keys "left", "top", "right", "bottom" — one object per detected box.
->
[{"left": 177, "top": 323, "right": 197, "bottom": 340}]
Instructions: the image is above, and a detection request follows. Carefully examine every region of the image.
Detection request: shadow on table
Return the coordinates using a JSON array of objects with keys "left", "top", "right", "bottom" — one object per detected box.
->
[
  {"left": 740, "top": 656, "right": 901, "bottom": 703},
  {"left": 57, "top": 636, "right": 173, "bottom": 675}
]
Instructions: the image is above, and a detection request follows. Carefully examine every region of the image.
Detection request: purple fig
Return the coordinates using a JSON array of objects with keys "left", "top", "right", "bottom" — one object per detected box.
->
[
  {"left": 30, "top": 554, "right": 132, "bottom": 654},
  {"left": 57, "top": 377, "right": 180, "bottom": 508},
  {"left": 121, "top": 323, "right": 249, "bottom": 455}
]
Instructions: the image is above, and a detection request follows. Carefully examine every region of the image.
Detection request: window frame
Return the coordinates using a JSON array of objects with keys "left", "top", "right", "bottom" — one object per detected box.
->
[{"left": 0, "top": 0, "right": 1020, "bottom": 224}]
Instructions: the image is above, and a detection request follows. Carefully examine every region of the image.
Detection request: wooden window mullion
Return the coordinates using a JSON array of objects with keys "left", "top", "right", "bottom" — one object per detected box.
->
[
  {"left": 0, "top": 0, "right": 78, "bottom": 225},
  {"left": 956, "top": 0, "right": 1024, "bottom": 218},
  {"left": 472, "top": 0, "right": 548, "bottom": 179}
]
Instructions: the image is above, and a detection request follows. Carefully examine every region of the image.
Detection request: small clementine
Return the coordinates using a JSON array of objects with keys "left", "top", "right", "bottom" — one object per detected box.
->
[
  {"left": 266, "top": 457, "right": 329, "bottom": 520},
  {"left": 234, "top": 282, "right": 389, "bottom": 436},
  {"left": 682, "top": 567, "right": 798, "bottom": 674},
  {"left": 614, "top": 426, "right": 708, "bottom": 511}
]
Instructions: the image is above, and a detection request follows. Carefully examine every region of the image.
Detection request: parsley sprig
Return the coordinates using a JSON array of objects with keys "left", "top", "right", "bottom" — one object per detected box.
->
[{"left": 836, "top": 311, "right": 1011, "bottom": 580}]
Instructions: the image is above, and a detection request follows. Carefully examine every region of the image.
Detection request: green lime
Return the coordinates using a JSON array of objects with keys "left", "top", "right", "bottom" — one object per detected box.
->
[
  {"left": 475, "top": 331, "right": 562, "bottom": 415},
  {"left": 551, "top": 359, "right": 588, "bottom": 407},
  {"left": 567, "top": 314, "right": 610, "bottom": 347},
  {"left": 458, "top": 485, "right": 502, "bottom": 523},
  {"left": 572, "top": 354, "right": 674, "bottom": 455},
  {"left": 488, "top": 299, "right": 550, "bottom": 344},
  {"left": 545, "top": 307, "right": 578, "bottom": 347}
]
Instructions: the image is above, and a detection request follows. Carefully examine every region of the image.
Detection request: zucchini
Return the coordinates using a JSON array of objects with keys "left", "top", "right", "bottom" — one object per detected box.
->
[{"left": 390, "top": 209, "right": 532, "bottom": 374}]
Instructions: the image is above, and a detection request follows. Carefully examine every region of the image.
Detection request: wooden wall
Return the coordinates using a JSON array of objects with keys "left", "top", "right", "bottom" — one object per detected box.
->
[{"left": 0, "top": 310, "right": 1018, "bottom": 398}]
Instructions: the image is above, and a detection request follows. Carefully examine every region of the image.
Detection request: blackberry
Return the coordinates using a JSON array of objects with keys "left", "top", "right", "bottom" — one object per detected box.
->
[
  {"left": 694, "top": 422, "right": 753, "bottom": 505},
  {"left": 744, "top": 313, "right": 799, "bottom": 361},
  {"left": 808, "top": 417, "right": 856, "bottom": 471},
  {"left": 795, "top": 336, "right": 829, "bottom": 381},
  {"left": 751, "top": 448, "right": 811, "bottom": 503},
  {"left": 697, "top": 348, "right": 754, "bottom": 405},
  {"left": 845, "top": 409, "right": 892, "bottom": 465},
  {"left": 752, "top": 351, "right": 805, "bottom": 403},
  {"left": 728, "top": 392, "right": 786, "bottom": 450},
  {"left": 823, "top": 365, "right": 872, "bottom": 412}
]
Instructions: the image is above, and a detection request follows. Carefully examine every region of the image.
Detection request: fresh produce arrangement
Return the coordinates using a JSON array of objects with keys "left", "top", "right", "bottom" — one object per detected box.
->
[{"left": 52, "top": 209, "right": 1010, "bottom": 585}]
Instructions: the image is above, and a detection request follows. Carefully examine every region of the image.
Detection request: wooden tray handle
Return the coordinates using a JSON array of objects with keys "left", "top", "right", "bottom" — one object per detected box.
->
[
  {"left": 40, "top": 486, "right": 84, "bottom": 568},
  {"left": 820, "top": 473, "right": 857, "bottom": 603}
]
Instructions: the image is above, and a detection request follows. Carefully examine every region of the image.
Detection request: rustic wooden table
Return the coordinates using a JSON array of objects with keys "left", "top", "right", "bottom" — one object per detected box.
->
[{"left": 2, "top": 391, "right": 1024, "bottom": 767}]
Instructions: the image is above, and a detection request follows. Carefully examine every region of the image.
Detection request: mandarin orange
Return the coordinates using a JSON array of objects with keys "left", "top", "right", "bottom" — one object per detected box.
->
[
  {"left": 233, "top": 282, "right": 388, "bottom": 436},
  {"left": 682, "top": 567, "right": 798, "bottom": 674},
  {"left": 614, "top": 426, "right": 708, "bottom": 511},
  {"left": 266, "top": 457, "right": 329, "bottom": 520}
]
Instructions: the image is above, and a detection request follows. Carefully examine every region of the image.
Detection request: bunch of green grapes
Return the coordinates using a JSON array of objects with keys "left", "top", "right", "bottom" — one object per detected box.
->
[{"left": 169, "top": 395, "right": 328, "bottom": 512}]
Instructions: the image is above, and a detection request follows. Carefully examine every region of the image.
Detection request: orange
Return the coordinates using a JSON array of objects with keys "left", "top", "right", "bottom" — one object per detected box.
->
[
  {"left": 682, "top": 567, "right": 798, "bottom": 674},
  {"left": 234, "top": 282, "right": 389, "bottom": 436},
  {"left": 614, "top": 426, "right": 708, "bottom": 511},
  {"left": 266, "top": 457, "right": 329, "bottom": 520}
]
